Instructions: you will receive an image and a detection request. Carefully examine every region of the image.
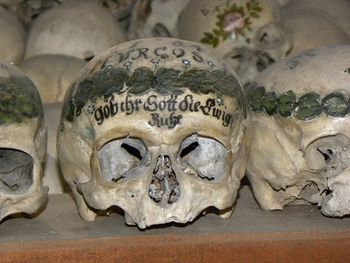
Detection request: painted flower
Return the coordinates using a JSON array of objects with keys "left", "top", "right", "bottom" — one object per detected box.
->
[{"left": 223, "top": 12, "right": 245, "bottom": 33}]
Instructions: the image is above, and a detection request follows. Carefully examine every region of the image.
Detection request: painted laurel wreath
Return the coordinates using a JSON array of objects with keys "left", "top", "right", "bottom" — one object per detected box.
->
[
  {"left": 247, "top": 85, "right": 350, "bottom": 121},
  {"left": 64, "top": 66, "right": 244, "bottom": 122},
  {"left": 0, "top": 77, "right": 42, "bottom": 124}
]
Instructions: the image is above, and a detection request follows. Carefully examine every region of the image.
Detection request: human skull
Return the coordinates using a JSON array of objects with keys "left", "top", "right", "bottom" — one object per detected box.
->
[
  {"left": 178, "top": 0, "right": 291, "bottom": 85},
  {"left": 282, "top": 4, "right": 350, "bottom": 56},
  {"left": 128, "top": 0, "right": 190, "bottom": 39},
  {"left": 246, "top": 45, "right": 350, "bottom": 217},
  {"left": 25, "top": 0, "right": 126, "bottom": 61},
  {"left": 0, "top": 62, "right": 47, "bottom": 221},
  {"left": 58, "top": 38, "right": 249, "bottom": 228},
  {"left": 0, "top": 6, "right": 26, "bottom": 63},
  {"left": 18, "top": 54, "right": 86, "bottom": 104}
]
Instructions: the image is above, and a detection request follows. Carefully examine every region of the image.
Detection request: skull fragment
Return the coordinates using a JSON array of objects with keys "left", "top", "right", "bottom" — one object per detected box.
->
[
  {"left": 25, "top": 0, "right": 126, "bottom": 61},
  {"left": 0, "top": 6, "right": 26, "bottom": 63},
  {"left": 58, "top": 38, "right": 249, "bottom": 228},
  {"left": 0, "top": 62, "right": 47, "bottom": 221},
  {"left": 246, "top": 45, "right": 350, "bottom": 217},
  {"left": 18, "top": 54, "right": 86, "bottom": 104},
  {"left": 128, "top": 0, "right": 190, "bottom": 39},
  {"left": 178, "top": 0, "right": 291, "bottom": 85}
]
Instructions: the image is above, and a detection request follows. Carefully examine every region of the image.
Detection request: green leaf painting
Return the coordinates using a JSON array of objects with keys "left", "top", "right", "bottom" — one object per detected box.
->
[{"left": 201, "top": 0, "right": 262, "bottom": 48}]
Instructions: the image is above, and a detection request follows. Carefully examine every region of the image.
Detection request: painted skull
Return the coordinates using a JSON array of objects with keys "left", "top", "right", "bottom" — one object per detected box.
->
[
  {"left": 178, "top": 0, "right": 291, "bottom": 85},
  {"left": 0, "top": 62, "right": 47, "bottom": 221},
  {"left": 58, "top": 38, "right": 249, "bottom": 228},
  {"left": 246, "top": 45, "right": 350, "bottom": 217}
]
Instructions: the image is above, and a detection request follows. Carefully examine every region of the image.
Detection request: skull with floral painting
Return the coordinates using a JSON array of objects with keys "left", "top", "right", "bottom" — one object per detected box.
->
[
  {"left": 178, "top": 0, "right": 291, "bottom": 85},
  {"left": 58, "top": 38, "right": 249, "bottom": 228}
]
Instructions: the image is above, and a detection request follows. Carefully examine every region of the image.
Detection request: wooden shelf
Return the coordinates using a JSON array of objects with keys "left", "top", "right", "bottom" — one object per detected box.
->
[{"left": 1, "top": 186, "right": 350, "bottom": 262}]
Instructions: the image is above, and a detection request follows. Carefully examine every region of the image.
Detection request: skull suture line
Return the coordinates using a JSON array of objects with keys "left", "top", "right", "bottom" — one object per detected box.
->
[
  {"left": 58, "top": 38, "right": 249, "bottom": 228},
  {"left": 0, "top": 62, "right": 47, "bottom": 222},
  {"left": 246, "top": 45, "right": 350, "bottom": 217},
  {"left": 178, "top": 0, "right": 291, "bottom": 85}
]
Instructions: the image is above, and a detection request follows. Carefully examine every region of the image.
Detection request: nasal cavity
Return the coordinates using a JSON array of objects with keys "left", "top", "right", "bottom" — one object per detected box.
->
[{"left": 148, "top": 155, "right": 180, "bottom": 206}]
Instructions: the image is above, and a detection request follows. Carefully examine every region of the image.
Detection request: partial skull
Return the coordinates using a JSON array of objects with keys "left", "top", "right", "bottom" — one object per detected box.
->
[
  {"left": 25, "top": 0, "right": 126, "bottom": 61},
  {"left": 282, "top": 0, "right": 350, "bottom": 39},
  {"left": 178, "top": 0, "right": 291, "bottom": 85},
  {"left": 128, "top": 0, "right": 190, "bottom": 39},
  {"left": 0, "top": 6, "right": 26, "bottom": 63},
  {"left": 246, "top": 45, "right": 350, "bottom": 217},
  {"left": 58, "top": 38, "right": 250, "bottom": 228},
  {"left": 281, "top": 4, "right": 350, "bottom": 56},
  {"left": 0, "top": 62, "right": 47, "bottom": 221},
  {"left": 18, "top": 55, "right": 86, "bottom": 104}
]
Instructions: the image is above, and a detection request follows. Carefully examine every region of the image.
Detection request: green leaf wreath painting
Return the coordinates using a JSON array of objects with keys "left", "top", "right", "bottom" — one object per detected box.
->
[{"left": 200, "top": 0, "right": 263, "bottom": 48}]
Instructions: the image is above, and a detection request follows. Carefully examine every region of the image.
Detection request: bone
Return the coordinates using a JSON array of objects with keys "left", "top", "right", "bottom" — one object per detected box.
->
[
  {"left": 0, "top": 6, "right": 26, "bottom": 63},
  {"left": 246, "top": 45, "right": 350, "bottom": 218},
  {"left": 0, "top": 61, "right": 47, "bottom": 222},
  {"left": 177, "top": 0, "right": 291, "bottom": 85},
  {"left": 58, "top": 38, "right": 249, "bottom": 228},
  {"left": 0, "top": 149, "right": 33, "bottom": 194},
  {"left": 17, "top": 55, "right": 86, "bottom": 104},
  {"left": 25, "top": 0, "right": 126, "bottom": 60}
]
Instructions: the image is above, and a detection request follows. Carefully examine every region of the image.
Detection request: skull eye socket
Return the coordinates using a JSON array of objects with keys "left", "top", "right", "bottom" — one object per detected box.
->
[
  {"left": 305, "top": 134, "right": 350, "bottom": 177},
  {"left": 255, "top": 23, "right": 286, "bottom": 51},
  {"left": 98, "top": 138, "right": 148, "bottom": 183},
  {"left": 0, "top": 148, "right": 33, "bottom": 194},
  {"left": 178, "top": 134, "right": 227, "bottom": 182}
]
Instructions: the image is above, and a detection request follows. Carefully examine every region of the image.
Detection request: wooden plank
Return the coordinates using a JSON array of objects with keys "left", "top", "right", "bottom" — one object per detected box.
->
[
  {"left": 1, "top": 231, "right": 350, "bottom": 263},
  {"left": 1, "top": 186, "right": 350, "bottom": 262}
]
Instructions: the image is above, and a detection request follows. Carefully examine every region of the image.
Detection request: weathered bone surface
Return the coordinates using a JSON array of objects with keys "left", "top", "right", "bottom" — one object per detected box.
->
[
  {"left": 58, "top": 38, "right": 250, "bottom": 228},
  {"left": 246, "top": 45, "right": 350, "bottom": 217},
  {"left": 128, "top": 0, "right": 190, "bottom": 39},
  {"left": 0, "top": 62, "right": 47, "bottom": 222},
  {"left": 42, "top": 103, "right": 67, "bottom": 194},
  {"left": 25, "top": 0, "right": 126, "bottom": 60},
  {"left": 0, "top": 6, "right": 26, "bottom": 63},
  {"left": 281, "top": 5, "right": 350, "bottom": 56},
  {"left": 282, "top": 0, "right": 350, "bottom": 39},
  {"left": 18, "top": 55, "right": 86, "bottom": 104},
  {"left": 178, "top": 0, "right": 291, "bottom": 85},
  {"left": 98, "top": 0, "right": 136, "bottom": 30}
]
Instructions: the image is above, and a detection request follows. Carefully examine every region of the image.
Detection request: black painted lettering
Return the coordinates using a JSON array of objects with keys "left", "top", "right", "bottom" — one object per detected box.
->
[
  {"left": 94, "top": 106, "right": 104, "bottom": 125},
  {"left": 103, "top": 105, "right": 110, "bottom": 118},
  {"left": 200, "top": 99, "right": 215, "bottom": 115},
  {"left": 192, "top": 51, "right": 204, "bottom": 63},
  {"left": 110, "top": 98, "right": 118, "bottom": 117},
  {"left": 154, "top": 46, "right": 168, "bottom": 59},
  {"left": 144, "top": 95, "right": 158, "bottom": 111},
  {"left": 172, "top": 48, "right": 185, "bottom": 58},
  {"left": 149, "top": 113, "right": 160, "bottom": 127}
]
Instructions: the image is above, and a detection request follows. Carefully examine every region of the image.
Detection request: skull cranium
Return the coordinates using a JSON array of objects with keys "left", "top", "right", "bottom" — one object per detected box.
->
[
  {"left": 246, "top": 45, "right": 350, "bottom": 217},
  {"left": 58, "top": 38, "right": 250, "bottom": 228}
]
